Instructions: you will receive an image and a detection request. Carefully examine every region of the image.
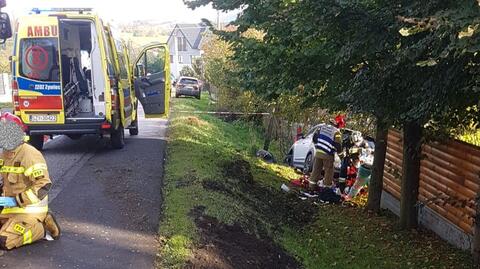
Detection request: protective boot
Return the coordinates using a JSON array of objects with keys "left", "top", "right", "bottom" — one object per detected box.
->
[{"left": 43, "top": 212, "right": 61, "bottom": 240}]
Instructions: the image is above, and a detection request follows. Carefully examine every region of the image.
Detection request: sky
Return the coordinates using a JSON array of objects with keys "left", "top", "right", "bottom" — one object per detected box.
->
[{"left": 4, "top": 0, "right": 238, "bottom": 25}]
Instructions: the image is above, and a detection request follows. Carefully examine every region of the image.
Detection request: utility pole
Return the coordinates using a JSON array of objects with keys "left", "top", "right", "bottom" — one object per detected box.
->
[
  {"left": 216, "top": 10, "right": 220, "bottom": 30},
  {"left": 173, "top": 28, "right": 178, "bottom": 78}
]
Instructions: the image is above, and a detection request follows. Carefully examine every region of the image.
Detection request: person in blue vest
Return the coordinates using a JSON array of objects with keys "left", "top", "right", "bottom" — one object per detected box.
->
[{"left": 309, "top": 115, "right": 345, "bottom": 189}]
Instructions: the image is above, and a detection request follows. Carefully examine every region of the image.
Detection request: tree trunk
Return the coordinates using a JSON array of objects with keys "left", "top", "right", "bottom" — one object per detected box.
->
[
  {"left": 473, "top": 194, "right": 480, "bottom": 266},
  {"left": 366, "top": 120, "right": 388, "bottom": 213},
  {"left": 399, "top": 121, "right": 422, "bottom": 229}
]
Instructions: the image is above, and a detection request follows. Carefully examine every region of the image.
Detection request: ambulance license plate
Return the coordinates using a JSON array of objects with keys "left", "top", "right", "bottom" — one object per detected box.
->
[{"left": 29, "top": 114, "right": 57, "bottom": 122}]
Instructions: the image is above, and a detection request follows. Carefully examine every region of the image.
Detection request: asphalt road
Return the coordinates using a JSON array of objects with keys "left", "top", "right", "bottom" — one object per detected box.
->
[{"left": 1, "top": 110, "right": 168, "bottom": 269}]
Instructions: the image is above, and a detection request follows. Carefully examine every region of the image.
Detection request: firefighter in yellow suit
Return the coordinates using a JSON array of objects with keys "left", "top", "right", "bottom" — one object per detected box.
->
[{"left": 0, "top": 112, "right": 60, "bottom": 250}]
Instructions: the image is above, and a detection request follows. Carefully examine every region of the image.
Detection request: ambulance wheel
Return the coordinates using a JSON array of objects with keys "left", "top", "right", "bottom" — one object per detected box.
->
[
  {"left": 111, "top": 127, "right": 125, "bottom": 149},
  {"left": 29, "top": 135, "right": 44, "bottom": 151},
  {"left": 129, "top": 119, "right": 139, "bottom": 136}
]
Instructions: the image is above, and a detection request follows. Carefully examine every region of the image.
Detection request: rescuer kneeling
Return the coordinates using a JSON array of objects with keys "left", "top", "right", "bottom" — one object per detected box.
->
[{"left": 0, "top": 112, "right": 60, "bottom": 250}]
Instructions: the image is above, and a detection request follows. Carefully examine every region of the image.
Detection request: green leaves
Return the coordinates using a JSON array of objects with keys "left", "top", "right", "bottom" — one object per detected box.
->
[{"left": 188, "top": 0, "right": 480, "bottom": 138}]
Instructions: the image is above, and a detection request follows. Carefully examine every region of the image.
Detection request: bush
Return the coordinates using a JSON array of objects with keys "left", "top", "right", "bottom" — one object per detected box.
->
[{"left": 179, "top": 66, "right": 196, "bottom": 77}]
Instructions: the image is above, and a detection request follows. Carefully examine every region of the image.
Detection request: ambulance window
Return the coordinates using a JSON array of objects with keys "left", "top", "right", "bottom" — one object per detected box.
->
[
  {"left": 117, "top": 53, "right": 128, "bottom": 79},
  {"left": 135, "top": 62, "right": 145, "bottom": 77},
  {"left": 102, "top": 32, "right": 116, "bottom": 76},
  {"left": 115, "top": 40, "right": 128, "bottom": 79},
  {"left": 103, "top": 32, "right": 117, "bottom": 77},
  {"left": 107, "top": 62, "right": 115, "bottom": 77},
  {"left": 19, "top": 38, "right": 60, "bottom": 81},
  {"left": 145, "top": 47, "right": 165, "bottom": 75}
]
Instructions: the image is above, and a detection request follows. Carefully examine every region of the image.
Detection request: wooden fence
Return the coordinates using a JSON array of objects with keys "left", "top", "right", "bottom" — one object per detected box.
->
[{"left": 383, "top": 129, "right": 480, "bottom": 235}]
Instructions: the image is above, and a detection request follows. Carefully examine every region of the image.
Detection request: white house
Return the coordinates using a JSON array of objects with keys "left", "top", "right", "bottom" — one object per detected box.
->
[{"left": 167, "top": 23, "right": 207, "bottom": 78}]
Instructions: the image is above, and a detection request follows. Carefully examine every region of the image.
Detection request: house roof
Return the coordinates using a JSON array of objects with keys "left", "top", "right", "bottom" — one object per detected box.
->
[{"left": 167, "top": 23, "right": 207, "bottom": 49}]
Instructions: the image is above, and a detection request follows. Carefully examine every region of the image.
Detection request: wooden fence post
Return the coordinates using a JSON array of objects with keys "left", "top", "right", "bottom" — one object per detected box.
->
[{"left": 474, "top": 194, "right": 480, "bottom": 267}]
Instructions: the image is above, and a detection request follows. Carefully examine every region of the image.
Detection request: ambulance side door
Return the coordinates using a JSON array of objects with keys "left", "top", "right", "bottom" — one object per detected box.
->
[
  {"left": 122, "top": 44, "right": 137, "bottom": 121},
  {"left": 115, "top": 42, "right": 133, "bottom": 124},
  {"left": 104, "top": 25, "right": 132, "bottom": 127},
  {"left": 133, "top": 44, "right": 170, "bottom": 118}
]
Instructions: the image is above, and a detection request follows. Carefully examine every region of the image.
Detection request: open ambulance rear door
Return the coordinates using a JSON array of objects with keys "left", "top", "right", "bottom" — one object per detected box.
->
[
  {"left": 13, "top": 16, "right": 64, "bottom": 125},
  {"left": 132, "top": 43, "right": 171, "bottom": 118}
]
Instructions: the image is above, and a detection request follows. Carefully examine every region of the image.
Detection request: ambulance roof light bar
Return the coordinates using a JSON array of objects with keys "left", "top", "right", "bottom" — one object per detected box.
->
[{"left": 31, "top": 8, "right": 93, "bottom": 15}]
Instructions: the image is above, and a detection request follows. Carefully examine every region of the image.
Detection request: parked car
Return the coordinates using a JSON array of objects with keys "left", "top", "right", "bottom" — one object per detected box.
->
[
  {"left": 175, "top": 76, "right": 201, "bottom": 99},
  {"left": 284, "top": 125, "right": 374, "bottom": 175},
  {"left": 284, "top": 124, "right": 340, "bottom": 174}
]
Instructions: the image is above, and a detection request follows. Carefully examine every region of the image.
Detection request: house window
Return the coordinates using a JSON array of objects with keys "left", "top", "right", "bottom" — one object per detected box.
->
[
  {"left": 177, "top": 36, "right": 187, "bottom": 51},
  {"left": 170, "top": 55, "right": 174, "bottom": 63},
  {"left": 178, "top": 55, "right": 184, "bottom": 64},
  {"left": 191, "top": 55, "right": 200, "bottom": 64}
]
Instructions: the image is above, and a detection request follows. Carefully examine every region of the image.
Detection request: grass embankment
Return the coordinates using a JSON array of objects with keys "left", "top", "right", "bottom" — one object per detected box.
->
[
  {"left": 158, "top": 94, "right": 473, "bottom": 269},
  {"left": 0, "top": 102, "right": 12, "bottom": 109}
]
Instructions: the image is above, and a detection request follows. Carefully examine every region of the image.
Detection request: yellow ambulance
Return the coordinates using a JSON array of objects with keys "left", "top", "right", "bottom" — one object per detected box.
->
[{"left": 11, "top": 8, "right": 170, "bottom": 150}]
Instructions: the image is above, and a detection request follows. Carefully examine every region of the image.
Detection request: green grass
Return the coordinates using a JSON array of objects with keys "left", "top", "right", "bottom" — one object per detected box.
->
[
  {"left": 459, "top": 129, "right": 480, "bottom": 147},
  {"left": 158, "top": 94, "right": 474, "bottom": 268},
  {"left": 0, "top": 102, "right": 12, "bottom": 109}
]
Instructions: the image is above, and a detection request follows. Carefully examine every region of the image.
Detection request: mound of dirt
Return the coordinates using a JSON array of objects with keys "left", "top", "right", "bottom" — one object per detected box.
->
[
  {"left": 186, "top": 116, "right": 207, "bottom": 127},
  {"left": 216, "top": 159, "right": 317, "bottom": 229},
  {"left": 222, "top": 159, "right": 254, "bottom": 184},
  {"left": 185, "top": 206, "right": 301, "bottom": 269}
]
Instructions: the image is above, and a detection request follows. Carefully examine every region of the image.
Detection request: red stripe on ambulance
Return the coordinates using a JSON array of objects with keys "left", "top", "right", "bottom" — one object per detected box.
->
[{"left": 19, "top": 96, "right": 63, "bottom": 110}]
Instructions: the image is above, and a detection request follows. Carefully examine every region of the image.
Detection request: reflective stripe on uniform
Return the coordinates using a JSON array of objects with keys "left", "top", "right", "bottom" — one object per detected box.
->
[
  {"left": 24, "top": 189, "right": 41, "bottom": 204},
  {"left": 315, "top": 141, "right": 335, "bottom": 154},
  {"left": 315, "top": 135, "right": 336, "bottom": 155},
  {"left": 1, "top": 205, "right": 48, "bottom": 214},
  {"left": 316, "top": 139, "right": 335, "bottom": 151},
  {"left": 13, "top": 223, "right": 34, "bottom": 245},
  {"left": 318, "top": 134, "right": 335, "bottom": 148},
  {"left": 24, "top": 163, "right": 48, "bottom": 177},
  {"left": 0, "top": 159, "right": 3, "bottom": 166},
  {"left": 0, "top": 195, "right": 48, "bottom": 214},
  {"left": 0, "top": 166, "right": 25, "bottom": 174},
  {"left": 23, "top": 230, "right": 32, "bottom": 245}
]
